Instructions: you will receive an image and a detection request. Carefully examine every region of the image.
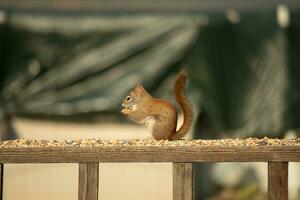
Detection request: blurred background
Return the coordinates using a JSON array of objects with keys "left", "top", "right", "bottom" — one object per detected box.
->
[{"left": 0, "top": 0, "right": 300, "bottom": 199}]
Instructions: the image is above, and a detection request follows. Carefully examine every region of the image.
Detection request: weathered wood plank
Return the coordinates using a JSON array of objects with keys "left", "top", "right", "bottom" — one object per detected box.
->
[
  {"left": 268, "top": 162, "right": 288, "bottom": 200},
  {"left": 78, "top": 163, "right": 99, "bottom": 200},
  {"left": 0, "top": 146, "right": 299, "bottom": 163},
  {"left": 173, "top": 163, "right": 193, "bottom": 200}
]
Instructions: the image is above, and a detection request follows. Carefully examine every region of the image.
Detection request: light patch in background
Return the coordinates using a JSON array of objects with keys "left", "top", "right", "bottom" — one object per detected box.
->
[
  {"left": 28, "top": 60, "right": 41, "bottom": 76},
  {"left": 226, "top": 9, "right": 241, "bottom": 24},
  {"left": 12, "top": 118, "right": 149, "bottom": 140},
  {"left": 4, "top": 164, "right": 77, "bottom": 200},
  {"left": 277, "top": 5, "right": 290, "bottom": 28},
  {"left": 289, "top": 163, "right": 300, "bottom": 200},
  {"left": 0, "top": 10, "right": 7, "bottom": 24},
  {"left": 100, "top": 163, "right": 172, "bottom": 200},
  {"left": 285, "top": 130, "right": 298, "bottom": 139}
]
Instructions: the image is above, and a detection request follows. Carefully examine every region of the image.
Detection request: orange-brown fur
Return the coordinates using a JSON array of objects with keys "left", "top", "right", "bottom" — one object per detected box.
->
[{"left": 121, "top": 70, "right": 193, "bottom": 140}]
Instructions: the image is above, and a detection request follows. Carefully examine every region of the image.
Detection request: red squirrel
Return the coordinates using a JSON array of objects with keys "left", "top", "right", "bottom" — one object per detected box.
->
[{"left": 121, "top": 69, "right": 193, "bottom": 140}]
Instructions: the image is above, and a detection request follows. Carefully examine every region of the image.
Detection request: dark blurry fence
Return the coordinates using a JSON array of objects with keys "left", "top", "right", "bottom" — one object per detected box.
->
[{"left": 0, "top": 142, "right": 299, "bottom": 200}]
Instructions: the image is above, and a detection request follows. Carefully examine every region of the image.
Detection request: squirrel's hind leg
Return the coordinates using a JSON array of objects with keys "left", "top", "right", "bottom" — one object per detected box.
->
[{"left": 150, "top": 115, "right": 176, "bottom": 140}]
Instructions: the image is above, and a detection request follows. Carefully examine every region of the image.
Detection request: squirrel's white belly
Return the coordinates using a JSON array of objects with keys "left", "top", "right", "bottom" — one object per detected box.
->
[{"left": 140, "top": 116, "right": 156, "bottom": 131}]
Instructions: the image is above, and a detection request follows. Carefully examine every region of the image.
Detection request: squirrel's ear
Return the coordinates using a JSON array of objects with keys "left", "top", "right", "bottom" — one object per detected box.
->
[
  {"left": 134, "top": 83, "right": 146, "bottom": 96},
  {"left": 134, "top": 83, "right": 143, "bottom": 90}
]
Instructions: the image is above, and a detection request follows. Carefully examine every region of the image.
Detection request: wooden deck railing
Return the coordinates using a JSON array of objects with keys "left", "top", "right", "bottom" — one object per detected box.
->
[{"left": 0, "top": 139, "right": 299, "bottom": 200}]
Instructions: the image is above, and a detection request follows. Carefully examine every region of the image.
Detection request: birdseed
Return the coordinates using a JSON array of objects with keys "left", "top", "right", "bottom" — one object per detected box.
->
[{"left": 0, "top": 137, "right": 299, "bottom": 148}]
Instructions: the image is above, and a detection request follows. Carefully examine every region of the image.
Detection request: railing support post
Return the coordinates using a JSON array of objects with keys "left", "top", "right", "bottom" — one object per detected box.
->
[
  {"left": 78, "top": 163, "right": 99, "bottom": 200},
  {"left": 173, "top": 163, "right": 193, "bottom": 200},
  {"left": 268, "top": 162, "right": 288, "bottom": 200}
]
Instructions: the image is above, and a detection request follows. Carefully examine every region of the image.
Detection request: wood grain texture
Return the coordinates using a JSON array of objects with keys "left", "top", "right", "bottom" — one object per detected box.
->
[
  {"left": 173, "top": 163, "right": 193, "bottom": 200},
  {"left": 268, "top": 162, "right": 288, "bottom": 200},
  {"left": 0, "top": 146, "right": 299, "bottom": 163},
  {"left": 78, "top": 163, "right": 99, "bottom": 200}
]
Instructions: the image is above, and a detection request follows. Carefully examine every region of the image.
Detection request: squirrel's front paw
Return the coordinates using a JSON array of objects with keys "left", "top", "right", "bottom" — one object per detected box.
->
[{"left": 121, "top": 108, "right": 131, "bottom": 115}]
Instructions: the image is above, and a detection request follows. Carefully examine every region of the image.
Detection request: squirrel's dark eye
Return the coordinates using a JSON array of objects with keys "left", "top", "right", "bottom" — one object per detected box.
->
[{"left": 126, "top": 96, "right": 131, "bottom": 102}]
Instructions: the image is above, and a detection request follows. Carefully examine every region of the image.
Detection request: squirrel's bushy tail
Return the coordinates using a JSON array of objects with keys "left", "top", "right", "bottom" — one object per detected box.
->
[{"left": 170, "top": 69, "right": 193, "bottom": 140}]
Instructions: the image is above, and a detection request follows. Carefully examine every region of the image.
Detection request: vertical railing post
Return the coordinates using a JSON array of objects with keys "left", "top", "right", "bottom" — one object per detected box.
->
[
  {"left": 173, "top": 163, "right": 193, "bottom": 200},
  {"left": 78, "top": 163, "right": 99, "bottom": 200},
  {"left": 268, "top": 162, "right": 288, "bottom": 200}
]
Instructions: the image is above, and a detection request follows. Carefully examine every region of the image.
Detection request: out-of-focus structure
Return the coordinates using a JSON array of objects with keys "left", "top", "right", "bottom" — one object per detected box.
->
[{"left": 0, "top": 1, "right": 300, "bottom": 139}]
